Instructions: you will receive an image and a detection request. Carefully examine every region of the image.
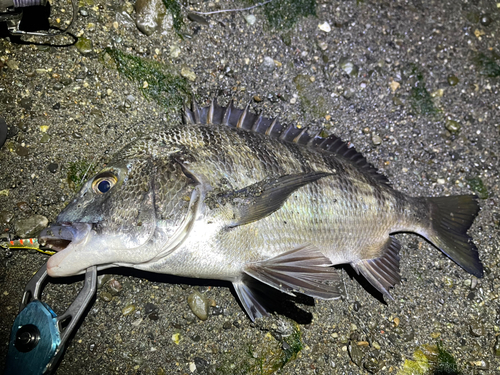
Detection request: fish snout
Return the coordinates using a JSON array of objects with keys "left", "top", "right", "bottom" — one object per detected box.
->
[{"left": 39, "top": 222, "right": 92, "bottom": 251}]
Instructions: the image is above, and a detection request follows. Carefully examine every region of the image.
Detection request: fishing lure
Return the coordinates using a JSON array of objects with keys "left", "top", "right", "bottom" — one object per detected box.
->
[{"left": 0, "top": 238, "right": 55, "bottom": 255}]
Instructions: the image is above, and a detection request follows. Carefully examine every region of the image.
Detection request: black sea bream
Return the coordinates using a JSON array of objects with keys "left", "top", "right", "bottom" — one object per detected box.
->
[{"left": 40, "top": 100, "right": 483, "bottom": 320}]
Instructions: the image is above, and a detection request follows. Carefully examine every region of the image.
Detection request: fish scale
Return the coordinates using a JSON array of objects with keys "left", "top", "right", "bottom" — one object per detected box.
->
[{"left": 40, "top": 99, "right": 483, "bottom": 321}]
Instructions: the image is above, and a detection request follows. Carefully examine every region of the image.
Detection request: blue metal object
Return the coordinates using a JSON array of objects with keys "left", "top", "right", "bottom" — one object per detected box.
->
[
  {"left": 4, "top": 264, "right": 97, "bottom": 375},
  {"left": 5, "top": 300, "right": 61, "bottom": 375}
]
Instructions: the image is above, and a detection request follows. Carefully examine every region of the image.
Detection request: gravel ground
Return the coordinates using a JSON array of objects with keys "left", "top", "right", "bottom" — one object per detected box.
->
[{"left": 1, "top": 0, "right": 500, "bottom": 374}]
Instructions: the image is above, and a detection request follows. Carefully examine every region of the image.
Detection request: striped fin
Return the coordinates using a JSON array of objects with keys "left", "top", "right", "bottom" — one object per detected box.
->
[
  {"left": 351, "top": 236, "right": 401, "bottom": 298},
  {"left": 244, "top": 244, "right": 342, "bottom": 300},
  {"left": 182, "top": 99, "right": 389, "bottom": 185}
]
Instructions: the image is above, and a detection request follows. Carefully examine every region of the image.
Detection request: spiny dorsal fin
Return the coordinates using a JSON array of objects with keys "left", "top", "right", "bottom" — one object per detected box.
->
[{"left": 182, "top": 99, "right": 389, "bottom": 185}]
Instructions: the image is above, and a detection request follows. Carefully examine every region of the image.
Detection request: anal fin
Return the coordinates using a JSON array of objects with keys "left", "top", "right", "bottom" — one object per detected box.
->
[
  {"left": 243, "top": 244, "right": 342, "bottom": 300},
  {"left": 351, "top": 236, "right": 401, "bottom": 298}
]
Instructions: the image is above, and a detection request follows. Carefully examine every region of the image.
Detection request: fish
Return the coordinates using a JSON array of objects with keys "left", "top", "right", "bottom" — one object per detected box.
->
[{"left": 39, "top": 99, "right": 483, "bottom": 321}]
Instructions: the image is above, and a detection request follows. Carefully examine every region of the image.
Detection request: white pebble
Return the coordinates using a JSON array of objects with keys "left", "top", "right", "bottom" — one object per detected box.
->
[
  {"left": 318, "top": 22, "right": 331, "bottom": 33},
  {"left": 189, "top": 362, "right": 196, "bottom": 372},
  {"left": 244, "top": 14, "right": 256, "bottom": 25}
]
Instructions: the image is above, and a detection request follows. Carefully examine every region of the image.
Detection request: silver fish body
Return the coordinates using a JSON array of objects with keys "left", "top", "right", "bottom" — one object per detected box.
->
[{"left": 41, "top": 101, "right": 482, "bottom": 320}]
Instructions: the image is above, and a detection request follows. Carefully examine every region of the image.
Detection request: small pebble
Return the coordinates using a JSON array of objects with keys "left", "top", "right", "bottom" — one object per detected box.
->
[
  {"left": 342, "top": 87, "right": 356, "bottom": 99},
  {"left": 363, "top": 356, "right": 380, "bottom": 373},
  {"left": 19, "top": 98, "right": 32, "bottom": 110},
  {"left": 447, "top": 75, "right": 459, "bottom": 86},
  {"left": 14, "top": 215, "right": 48, "bottom": 238},
  {"left": 348, "top": 341, "right": 364, "bottom": 366},
  {"left": 108, "top": 278, "right": 123, "bottom": 295},
  {"left": 188, "top": 290, "right": 209, "bottom": 321},
  {"left": 191, "top": 334, "right": 201, "bottom": 342},
  {"left": 135, "top": 0, "right": 161, "bottom": 36},
  {"left": 193, "top": 357, "right": 208, "bottom": 372},
  {"left": 16, "top": 202, "right": 30, "bottom": 211},
  {"left": 187, "top": 13, "right": 209, "bottom": 26},
  {"left": 144, "top": 302, "right": 158, "bottom": 315},
  {"left": 47, "top": 163, "right": 58, "bottom": 173},
  {"left": 339, "top": 58, "right": 359, "bottom": 77},
  {"left": 372, "top": 133, "right": 382, "bottom": 146},
  {"left": 392, "top": 96, "right": 403, "bottom": 106},
  {"left": 75, "top": 37, "right": 93, "bottom": 55},
  {"left": 6, "top": 59, "right": 19, "bottom": 70},
  {"left": 122, "top": 304, "right": 136, "bottom": 316},
  {"left": 480, "top": 14, "right": 492, "bottom": 26},
  {"left": 445, "top": 120, "right": 461, "bottom": 134},
  {"left": 170, "top": 46, "right": 181, "bottom": 58},
  {"left": 353, "top": 301, "right": 361, "bottom": 312},
  {"left": 244, "top": 14, "right": 256, "bottom": 26},
  {"left": 180, "top": 66, "right": 197, "bottom": 81},
  {"left": 189, "top": 362, "right": 196, "bottom": 372},
  {"left": 469, "top": 321, "right": 485, "bottom": 337},
  {"left": 100, "top": 291, "right": 113, "bottom": 302},
  {"left": 172, "top": 333, "right": 181, "bottom": 345},
  {"left": 16, "top": 145, "right": 29, "bottom": 156},
  {"left": 261, "top": 56, "right": 275, "bottom": 72},
  {"left": 318, "top": 21, "right": 331, "bottom": 32},
  {"left": 0, "top": 211, "right": 13, "bottom": 224},
  {"left": 317, "top": 41, "right": 328, "bottom": 50}
]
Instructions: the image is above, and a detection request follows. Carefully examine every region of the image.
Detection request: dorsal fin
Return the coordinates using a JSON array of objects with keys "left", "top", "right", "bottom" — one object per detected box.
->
[{"left": 183, "top": 99, "right": 389, "bottom": 185}]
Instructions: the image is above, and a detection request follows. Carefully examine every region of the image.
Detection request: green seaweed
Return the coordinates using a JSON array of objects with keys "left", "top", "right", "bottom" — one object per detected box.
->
[
  {"left": 409, "top": 66, "right": 440, "bottom": 117},
  {"left": 398, "top": 342, "right": 461, "bottom": 375},
  {"left": 433, "top": 341, "right": 459, "bottom": 375},
  {"left": 162, "top": 0, "right": 184, "bottom": 33},
  {"left": 216, "top": 323, "right": 302, "bottom": 375},
  {"left": 472, "top": 51, "right": 500, "bottom": 78},
  {"left": 282, "top": 323, "right": 303, "bottom": 365},
  {"left": 467, "top": 177, "right": 488, "bottom": 199},
  {"left": 104, "top": 48, "right": 191, "bottom": 116},
  {"left": 67, "top": 160, "right": 96, "bottom": 191},
  {"left": 248, "top": 0, "right": 316, "bottom": 30}
]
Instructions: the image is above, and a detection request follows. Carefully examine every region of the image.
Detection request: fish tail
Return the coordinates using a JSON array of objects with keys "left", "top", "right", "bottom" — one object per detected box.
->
[{"left": 421, "top": 195, "right": 483, "bottom": 277}]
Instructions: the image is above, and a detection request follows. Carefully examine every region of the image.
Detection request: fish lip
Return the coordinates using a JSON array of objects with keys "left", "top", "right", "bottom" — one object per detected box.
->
[
  {"left": 39, "top": 222, "right": 93, "bottom": 252},
  {"left": 43, "top": 222, "right": 96, "bottom": 277}
]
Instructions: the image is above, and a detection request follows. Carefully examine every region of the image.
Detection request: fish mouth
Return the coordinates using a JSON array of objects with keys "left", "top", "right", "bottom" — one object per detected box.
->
[
  {"left": 39, "top": 222, "right": 92, "bottom": 251},
  {"left": 39, "top": 223, "right": 95, "bottom": 277}
]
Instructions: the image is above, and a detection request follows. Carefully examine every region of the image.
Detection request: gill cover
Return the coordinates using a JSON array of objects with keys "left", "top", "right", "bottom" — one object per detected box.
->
[{"left": 45, "top": 154, "right": 199, "bottom": 277}]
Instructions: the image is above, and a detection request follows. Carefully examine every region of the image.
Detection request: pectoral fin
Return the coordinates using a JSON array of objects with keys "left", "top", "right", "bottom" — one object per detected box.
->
[
  {"left": 243, "top": 244, "right": 342, "bottom": 300},
  {"left": 219, "top": 172, "right": 331, "bottom": 227},
  {"left": 351, "top": 236, "right": 401, "bottom": 298}
]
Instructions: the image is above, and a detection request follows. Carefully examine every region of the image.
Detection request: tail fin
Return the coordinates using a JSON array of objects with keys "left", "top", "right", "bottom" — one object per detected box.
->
[{"left": 423, "top": 195, "right": 483, "bottom": 277}]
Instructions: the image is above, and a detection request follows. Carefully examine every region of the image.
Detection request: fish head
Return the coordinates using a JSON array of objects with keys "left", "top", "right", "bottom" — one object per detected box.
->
[{"left": 41, "top": 149, "right": 198, "bottom": 277}]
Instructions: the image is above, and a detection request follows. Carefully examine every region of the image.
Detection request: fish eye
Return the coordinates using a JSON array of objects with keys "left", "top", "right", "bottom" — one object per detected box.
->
[{"left": 92, "top": 172, "right": 117, "bottom": 194}]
